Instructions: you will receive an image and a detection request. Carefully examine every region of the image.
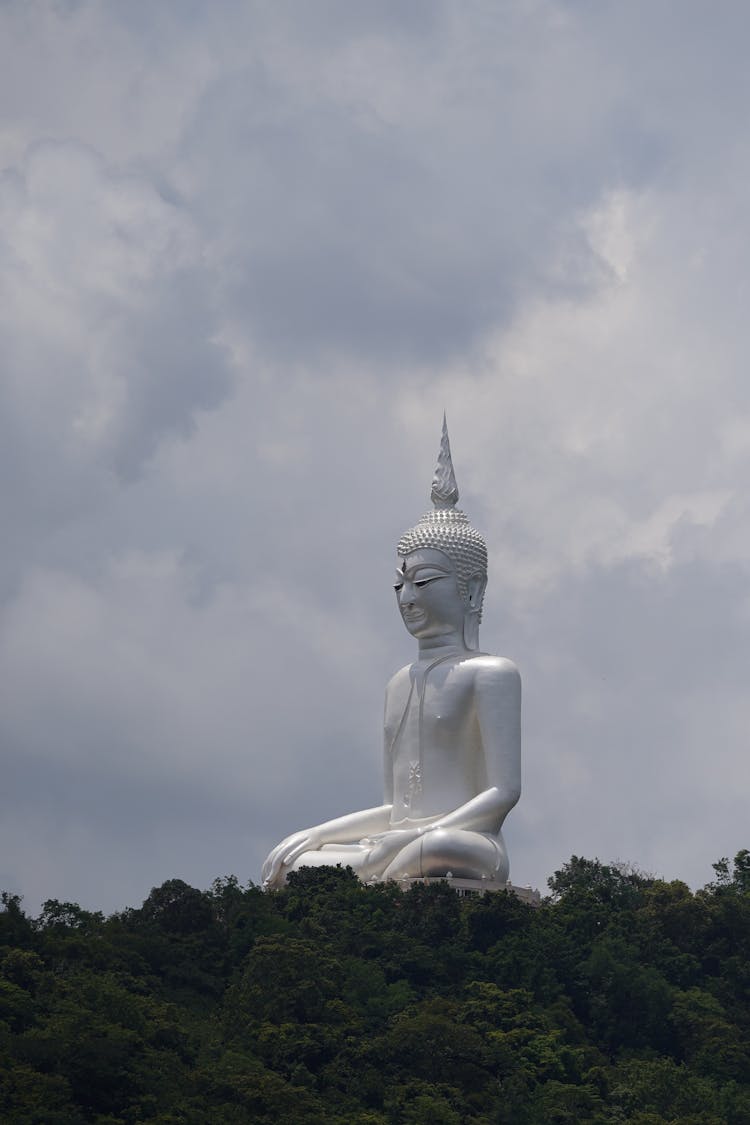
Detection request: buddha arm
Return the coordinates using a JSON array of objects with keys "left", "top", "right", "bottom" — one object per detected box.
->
[{"left": 306, "top": 804, "right": 393, "bottom": 844}]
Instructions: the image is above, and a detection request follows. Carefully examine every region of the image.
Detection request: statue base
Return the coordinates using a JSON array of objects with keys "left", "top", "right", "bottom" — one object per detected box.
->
[{"left": 392, "top": 875, "right": 541, "bottom": 905}]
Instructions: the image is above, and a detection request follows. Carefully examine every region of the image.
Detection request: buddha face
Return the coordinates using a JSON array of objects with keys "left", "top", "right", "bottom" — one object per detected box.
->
[{"left": 394, "top": 548, "right": 467, "bottom": 641}]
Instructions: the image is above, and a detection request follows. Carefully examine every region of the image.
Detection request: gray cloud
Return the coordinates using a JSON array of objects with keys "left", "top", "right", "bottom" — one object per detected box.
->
[{"left": 2, "top": 1, "right": 750, "bottom": 913}]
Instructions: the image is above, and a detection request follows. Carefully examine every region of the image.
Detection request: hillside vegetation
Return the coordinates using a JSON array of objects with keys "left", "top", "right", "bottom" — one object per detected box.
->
[{"left": 2, "top": 853, "right": 750, "bottom": 1124}]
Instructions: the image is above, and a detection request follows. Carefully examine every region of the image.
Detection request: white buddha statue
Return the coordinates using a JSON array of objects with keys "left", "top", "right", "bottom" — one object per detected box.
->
[{"left": 262, "top": 418, "right": 521, "bottom": 889}]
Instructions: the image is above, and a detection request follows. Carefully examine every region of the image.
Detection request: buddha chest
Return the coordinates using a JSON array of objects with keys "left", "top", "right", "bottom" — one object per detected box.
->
[{"left": 386, "top": 658, "right": 482, "bottom": 819}]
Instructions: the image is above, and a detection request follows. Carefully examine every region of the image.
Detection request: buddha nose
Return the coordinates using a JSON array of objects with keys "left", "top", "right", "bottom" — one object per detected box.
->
[{"left": 399, "top": 582, "right": 417, "bottom": 606}]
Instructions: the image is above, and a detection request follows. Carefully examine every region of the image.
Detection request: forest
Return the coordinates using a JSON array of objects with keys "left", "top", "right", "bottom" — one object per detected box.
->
[{"left": 2, "top": 852, "right": 750, "bottom": 1124}]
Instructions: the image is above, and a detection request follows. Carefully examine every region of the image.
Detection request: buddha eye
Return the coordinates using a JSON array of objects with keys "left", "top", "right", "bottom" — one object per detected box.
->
[
  {"left": 393, "top": 582, "right": 403, "bottom": 592},
  {"left": 413, "top": 573, "right": 445, "bottom": 588}
]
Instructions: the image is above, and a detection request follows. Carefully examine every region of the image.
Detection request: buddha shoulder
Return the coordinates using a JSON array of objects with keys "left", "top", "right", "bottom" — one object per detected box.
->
[
  {"left": 385, "top": 663, "right": 412, "bottom": 696},
  {"left": 385, "top": 654, "right": 519, "bottom": 692},
  {"left": 458, "top": 654, "right": 521, "bottom": 695},
  {"left": 464, "top": 653, "right": 519, "bottom": 675}
]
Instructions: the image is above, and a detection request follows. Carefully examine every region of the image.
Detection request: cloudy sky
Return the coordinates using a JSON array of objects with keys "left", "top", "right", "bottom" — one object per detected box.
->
[{"left": 2, "top": 0, "right": 750, "bottom": 914}]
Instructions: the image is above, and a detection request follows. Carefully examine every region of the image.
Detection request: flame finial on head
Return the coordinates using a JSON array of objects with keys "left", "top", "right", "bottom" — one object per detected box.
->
[{"left": 431, "top": 413, "right": 460, "bottom": 509}]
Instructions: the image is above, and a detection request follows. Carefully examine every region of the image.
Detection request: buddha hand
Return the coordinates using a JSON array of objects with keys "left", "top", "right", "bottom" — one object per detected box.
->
[{"left": 262, "top": 827, "right": 323, "bottom": 887}]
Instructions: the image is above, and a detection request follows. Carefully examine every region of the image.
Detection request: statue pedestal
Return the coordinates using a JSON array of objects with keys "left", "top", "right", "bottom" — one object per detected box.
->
[{"left": 394, "top": 875, "right": 541, "bottom": 905}]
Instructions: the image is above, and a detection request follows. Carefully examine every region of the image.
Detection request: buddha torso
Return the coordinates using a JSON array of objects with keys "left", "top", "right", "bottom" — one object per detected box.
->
[{"left": 385, "top": 652, "right": 495, "bottom": 827}]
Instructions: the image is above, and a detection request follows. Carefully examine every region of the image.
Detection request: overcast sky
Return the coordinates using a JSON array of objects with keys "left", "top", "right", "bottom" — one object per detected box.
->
[{"left": 2, "top": 0, "right": 750, "bottom": 914}]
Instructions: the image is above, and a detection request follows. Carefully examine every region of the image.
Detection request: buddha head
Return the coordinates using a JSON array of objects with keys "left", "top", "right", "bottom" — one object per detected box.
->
[{"left": 396, "top": 417, "right": 488, "bottom": 650}]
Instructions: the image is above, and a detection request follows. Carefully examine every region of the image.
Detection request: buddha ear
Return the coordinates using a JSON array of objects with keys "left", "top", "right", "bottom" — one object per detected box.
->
[
  {"left": 463, "top": 573, "right": 486, "bottom": 651},
  {"left": 466, "top": 572, "right": 487, "bottom": 611}
]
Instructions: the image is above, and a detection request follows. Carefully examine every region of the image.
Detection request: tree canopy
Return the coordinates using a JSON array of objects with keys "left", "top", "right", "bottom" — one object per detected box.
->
[{"left": 2, "top": 856, "right": 750, "bottom": 1123}]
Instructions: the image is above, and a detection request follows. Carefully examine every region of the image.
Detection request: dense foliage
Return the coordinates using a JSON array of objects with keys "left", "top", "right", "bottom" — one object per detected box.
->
[{"left": 2, "top": 852, "right": 750, "bottom": 1123}]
